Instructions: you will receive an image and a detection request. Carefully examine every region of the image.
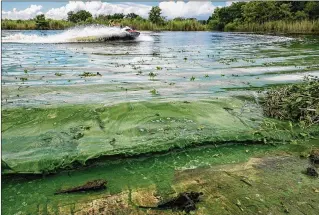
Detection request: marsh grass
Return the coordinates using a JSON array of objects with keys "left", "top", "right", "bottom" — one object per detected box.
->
[
  {"left": 263, "top": 75, "right": 319, "bottom": 126},
  {"left": 3, "top": 19, "right": 317, "bottom": 33},
  {"left": 120, "top": 19, "right": 207, "bottom": 31},
  {"left": 2, "top": 19, "right": 207, "bottom": 31},
  {"left": 236, "top": 20, "right": 319, "bottom": 34},
  {"left": 2, "top": 19, "right": 73, "bottom": 30}
]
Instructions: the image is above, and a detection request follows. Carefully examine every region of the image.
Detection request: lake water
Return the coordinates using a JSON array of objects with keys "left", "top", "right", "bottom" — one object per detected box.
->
[
  {"left": 2, "top": 27, "right": 319, "bottom": 108},
  {"left": 2, "top": 27, "right": 319, "bottom": 215}
]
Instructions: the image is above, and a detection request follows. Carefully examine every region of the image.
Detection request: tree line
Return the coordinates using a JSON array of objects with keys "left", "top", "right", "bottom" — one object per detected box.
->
[
  {"left": 2, "top": 6, "right": 206, "bottom": 31},
  {"left": 208, "top": 1, "right": 319, "bottom": 32},
  {"left": 2, "top": 2, "right": 319, "bottom": 33}
]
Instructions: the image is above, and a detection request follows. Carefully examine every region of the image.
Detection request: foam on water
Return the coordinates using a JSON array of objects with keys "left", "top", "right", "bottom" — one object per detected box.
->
[{"left": 2, "top": 25, "right": 153, "bottom": 43}]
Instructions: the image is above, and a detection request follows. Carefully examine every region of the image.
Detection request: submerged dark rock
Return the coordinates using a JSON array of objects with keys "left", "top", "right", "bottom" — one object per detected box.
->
[
  {"left": 55, "top": 179, "right": 107, "bottom": 194},
  {"left": 158, "top": 191, "right": 203, "bottom": 213},
  {"left": 305, "top": 167, "right": 318, "bottom": 177},
  {"left": 137, "top": 191, "right": 203, "bottom": 213},
  {"left": 309, "top": 149, "right": 319, "bottom": 165}
]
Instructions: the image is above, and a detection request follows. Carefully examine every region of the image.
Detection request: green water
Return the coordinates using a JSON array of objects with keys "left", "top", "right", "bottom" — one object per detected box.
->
[
  {"left": 3, "top": 141, "right": 314, "bottom": 215},
  {"left": 2, "top": 31, "right": 319, "bottom": 214}
]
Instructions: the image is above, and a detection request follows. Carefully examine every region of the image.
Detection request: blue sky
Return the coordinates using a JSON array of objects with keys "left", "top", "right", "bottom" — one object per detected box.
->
[{"left": 2, "top": 1, "right": 227, "bottom": 20}]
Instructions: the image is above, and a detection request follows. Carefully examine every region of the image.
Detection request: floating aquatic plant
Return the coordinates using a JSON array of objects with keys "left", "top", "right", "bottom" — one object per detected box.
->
[
  {"left": 149, "top": 72, "right": 157, "bottom": 80},
  {"left": 190, "top": 76, "right": 195, "bottom": 81},
  {"left": 150, "top": 89, "right": 159, "bottom": 95},
  {"left": 55, "top": 72, "right": 63, "bottom": 76},
  {"left": 20, "top": 77, "right": 28, "bottom": 82},
  {"left": 79, "top": 72, "right": 97, "bottom": 77}
]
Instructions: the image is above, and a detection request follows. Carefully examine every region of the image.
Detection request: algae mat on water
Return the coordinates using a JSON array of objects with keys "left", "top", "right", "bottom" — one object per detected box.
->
[
  {"left": 2, "top": 97, "right": 315, "bottom": 174},
  {"left": 2, "top": 97, "right": 267, "bottom": 174},
  {"left": 2, "top": 139, "right": 318, "bottom": 215}
]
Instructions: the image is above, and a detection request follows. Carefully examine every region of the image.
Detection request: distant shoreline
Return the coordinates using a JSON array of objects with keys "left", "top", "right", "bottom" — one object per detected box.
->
[{"left": 2, "top": 20, "right": 319, "bottom": 34}]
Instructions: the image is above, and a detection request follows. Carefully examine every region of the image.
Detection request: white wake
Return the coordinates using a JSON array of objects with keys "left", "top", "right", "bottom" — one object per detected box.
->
[{"left": 2, "top": 25, "right": 153, "bottom": 43}]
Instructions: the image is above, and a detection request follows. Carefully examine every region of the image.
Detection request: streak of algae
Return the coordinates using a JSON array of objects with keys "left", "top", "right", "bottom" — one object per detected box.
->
[
  {"left": 2, "top": 140, "right": 318, "bottom": 215},
  {"left": 2, "top": 97, "right": 318, "bottom": 174},
  {"left": 2, "top": 97, "right": 319, "bottom": 214},
  {"left": 2, "top": 97, "right": 263, "bottom": 174}
]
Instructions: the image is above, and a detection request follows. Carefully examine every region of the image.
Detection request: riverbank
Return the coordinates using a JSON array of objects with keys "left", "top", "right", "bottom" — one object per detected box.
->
[
  {"left": 1, "top": 19, "right": 207, "bottom": 31},
  {"left": 3, "top": 19, "right": 319, "bottom": 34}
]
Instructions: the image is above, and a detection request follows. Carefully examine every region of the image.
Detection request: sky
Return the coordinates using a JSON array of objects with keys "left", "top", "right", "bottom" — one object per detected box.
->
[{"left": 1, "top": 1, "right": 231, "bottom": 20}]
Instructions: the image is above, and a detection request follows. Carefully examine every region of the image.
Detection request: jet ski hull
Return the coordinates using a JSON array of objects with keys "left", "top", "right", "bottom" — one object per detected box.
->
[{"left": 75, "top": 33, "right": 139, "bottom": 42}]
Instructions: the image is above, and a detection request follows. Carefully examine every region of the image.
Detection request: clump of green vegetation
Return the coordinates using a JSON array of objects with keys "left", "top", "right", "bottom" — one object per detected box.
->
[
  {"left": 190, "top": 76, "right": 196, "bottom": 81},
  {"left": 150, "top": 89, "right": 159, "bottom": 95},
  {"left": 263, "top": 75, "right": 319, "bottom": 126},
  {"left": 20, "top": 77, "right": 28, "bottom": 82},
  {"left": 204, "top": 74, "right": 209, "bottom": 78},
  {"left": 156, "top": 66, "right": 162, "bottom": 70},
  {"left": 55, "top": 72, "right": 63, "bottom": 76},
  {"left": 208, "top": 1, "right": 319, "bottom": 33},
  {"left": 79, "top": 72, "right": 97, "bottom": 77},
  {"left": 148, "top": 72, "right": 157, "bottom": 80},
  {"left": 24, "top": 69, "right": 28, "bottom": 74}
]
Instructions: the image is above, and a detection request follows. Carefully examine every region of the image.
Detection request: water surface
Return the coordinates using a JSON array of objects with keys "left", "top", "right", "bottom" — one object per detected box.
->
[{"left": 2, "top": 28, "right": 319, "bottom": 108}]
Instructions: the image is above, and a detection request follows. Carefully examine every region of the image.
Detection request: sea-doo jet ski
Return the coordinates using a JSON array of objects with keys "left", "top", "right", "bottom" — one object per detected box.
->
[
  {"left": 121, "top": 26, "right": 140, "bottom": 39},
  {"left": 74, "top": 26, "right": 140, "bottom": 42}
]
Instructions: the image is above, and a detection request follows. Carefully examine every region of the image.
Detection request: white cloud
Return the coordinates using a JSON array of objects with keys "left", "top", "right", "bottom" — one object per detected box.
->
[
  {"left": 226, "top": 1, "right": 238, "bottom": 7},
  {"left": 2, "top": 5, "right": 42, "bottom": 20},
  {"left": 45, "top": 1, "right": 151, "bottom": 20},
  {"left": 2, "top": 1, "right": 217, "bottom": 20},
  {"left": 159, "top": 1, "right": 216, "bottom": 19}
]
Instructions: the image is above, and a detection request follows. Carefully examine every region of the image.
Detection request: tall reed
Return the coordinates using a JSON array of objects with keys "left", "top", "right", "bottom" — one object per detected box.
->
[{"left": 235, "top": 20, "right": 319, "bottom": 34}]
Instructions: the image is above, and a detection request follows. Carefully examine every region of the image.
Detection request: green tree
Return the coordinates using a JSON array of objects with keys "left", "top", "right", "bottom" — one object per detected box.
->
[
  {"left": 207, "top": 2, "right": 245, "bottom": 30},
  {"left": 111, "top": 13, "right": 125, "bottom": 19},
  {"left": 243, "top": 1, "right": 278, "bottom": 23},
  {"left": 35, "top": 14, "right": 49, "bottom": 30},
  {"left": 125, "top": 13, "right": 138, "bottom": 19},
  {"left": 277, "top": 3, "right": 292, "bottom": 20},
  {"left": 67, "top": 11, "right": 76, "bottom": 22},
  {"left": 305, "top": 1, "right": 319, "bottom": 19},
  {"left": 67, "top": 10, "right": 92, "bottom": 23},
  {"left": 294, "top": 11, "right": 308, "bottom": 21},
  {"left": 149, "top": 6, "right": 163, "bottom": 24},
  {"left": 289, "top": 1, "right": 307, "bottom": 13}
]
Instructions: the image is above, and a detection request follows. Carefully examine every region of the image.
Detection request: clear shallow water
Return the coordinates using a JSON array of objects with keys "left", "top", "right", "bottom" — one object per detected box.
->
[{"left": 2, "top": 28, "right": 319, "bottom": 107}]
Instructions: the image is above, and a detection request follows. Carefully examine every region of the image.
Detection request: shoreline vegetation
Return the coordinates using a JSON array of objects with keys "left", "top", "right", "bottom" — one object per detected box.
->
[{"left": 2, "top": 1, "right": 319, "bottom": 33}]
